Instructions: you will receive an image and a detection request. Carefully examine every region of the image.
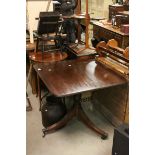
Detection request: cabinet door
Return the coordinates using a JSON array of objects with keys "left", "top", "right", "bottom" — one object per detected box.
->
[{"left": 93, "top": 25, "right": 100, "bottom": 40}]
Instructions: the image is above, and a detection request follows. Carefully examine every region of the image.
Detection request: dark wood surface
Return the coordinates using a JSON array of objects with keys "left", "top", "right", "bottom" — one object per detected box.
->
[
  {"left": 92, "top": 21, "right": 129, "bottom": 49},
  {"left": 29, "top": 51, "right": 68, "bottom": 63},
  {"left": 27, "top": 51, "right": 68, "bottom": 95},
  {"left": 34, "top": 59, "right": 127, "bottom": 97},
  {"left": 34, "top": 59, "right": 127, "bottom": 138}
]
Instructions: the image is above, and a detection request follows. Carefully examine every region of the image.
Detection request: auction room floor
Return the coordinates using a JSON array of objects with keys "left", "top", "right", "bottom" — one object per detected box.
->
[{"left": 26, "top": 85, "right": 114, "bottom": 155}]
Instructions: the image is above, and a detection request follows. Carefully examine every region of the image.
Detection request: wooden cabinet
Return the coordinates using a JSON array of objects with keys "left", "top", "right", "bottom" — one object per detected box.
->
[
  {"left": 92, "top": 21, "right": 129, "bottom": 49},
  {"left": 109, "top": 5, "right": 125, "bottom": 20}
]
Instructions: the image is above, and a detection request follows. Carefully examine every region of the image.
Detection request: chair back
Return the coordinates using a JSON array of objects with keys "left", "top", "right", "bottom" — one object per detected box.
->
[{"left": 37, "top": 11, "right": 60, "bottom": 35}]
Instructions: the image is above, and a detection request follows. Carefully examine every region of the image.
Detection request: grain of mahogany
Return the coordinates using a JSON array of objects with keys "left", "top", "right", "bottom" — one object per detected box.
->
[
  {"left": 34, "top": 59, "right": 127, "bottom": 138},
  {"left": 29, "top": 51, "right": 68, "bottom": 63},
  {"left": 34, "top": 59, "right": 127, "bottom": 97}
]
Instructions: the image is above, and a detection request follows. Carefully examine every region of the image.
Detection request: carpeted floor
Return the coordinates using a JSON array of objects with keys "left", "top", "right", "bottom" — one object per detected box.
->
[{"left": 26, "top": 84, "right": 114, "bottom": 155}]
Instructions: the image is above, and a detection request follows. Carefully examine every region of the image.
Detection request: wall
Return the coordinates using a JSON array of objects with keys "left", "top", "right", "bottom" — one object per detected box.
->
[
  {"left": 81, "top": 0, "right": 112, "bottom": 19},
  {"left": 103, "top": 0, "right": 113, "bottom": 18},
  {"left": 26, "top": 0, "right": 53, "bottom": 43}
]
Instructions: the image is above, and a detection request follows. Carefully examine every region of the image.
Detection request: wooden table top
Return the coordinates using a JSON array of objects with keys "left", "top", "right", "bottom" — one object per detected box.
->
[
  {"left": 29, "top": 51, "right": 68, "bottom": 63},
  {"left": 34, "top": 59, "right": 127, "bottom": 97}
]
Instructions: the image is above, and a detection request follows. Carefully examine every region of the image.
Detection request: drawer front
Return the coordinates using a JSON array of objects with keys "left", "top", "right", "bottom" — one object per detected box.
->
[
  {"left": 93, "top": 25, "right": 100, "bottom": 40},
  {"left": 99, "top": 28, "right": 114, "bottom": 42},
  {"left": 93, "top": 25, "right": 129, "bottom": 48},
  {"left": 114, "top": 34, "right": 129, "bottom": 49}
]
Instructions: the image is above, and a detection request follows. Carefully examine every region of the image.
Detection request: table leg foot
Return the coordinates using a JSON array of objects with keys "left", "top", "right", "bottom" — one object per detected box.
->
[
  {"left": 39, "top": 104, "right": 42, "bottom": 111},
  {"left": 42, "top": 106, "right": 76, "bottom": 136},
  {"left": 42, "top": 129, "right": 46, "bottom": 137},
  {"left": 78, "top": 105, "right": 108, "bottom": 139},
  {"left": 26, "top": 93, "right": 32, "bottom": 111},
  {"left": 101, "top": 134, "right": 108, "bottom": 140},
  {"left": 26, "top": 106, "right": 32, "bottom": 111}
]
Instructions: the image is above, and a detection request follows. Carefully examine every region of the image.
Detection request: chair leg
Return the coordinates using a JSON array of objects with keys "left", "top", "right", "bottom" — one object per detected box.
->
[
  {"left": 35, "top": 38, "right": 39, "bottom": 52},
  {"left": 37, "top": 74, "right": 42, "bottom": 111},
  {"left": 26, "top": 63, "right": 33, "bottom": 111},
  {"left": 26, "top": 63, "right": 33, "bottom": 89},
  {"left": 26, "top": 92, "right": 32, "bottom": 111}
]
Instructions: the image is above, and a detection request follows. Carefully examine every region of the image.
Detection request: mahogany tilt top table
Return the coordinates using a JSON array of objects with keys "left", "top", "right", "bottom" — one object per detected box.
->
[{"left": 34, "top": 59, "right": 127, "bottom": 139}]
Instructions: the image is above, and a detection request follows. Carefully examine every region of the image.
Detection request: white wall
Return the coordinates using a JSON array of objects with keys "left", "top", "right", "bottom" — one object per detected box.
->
[
  {"left": 26, "top": 0, "right": 53, "bottom": 43},
  {"left": 81, "top": 0, "right": 112, "bottom": 19},
  {"left": 103, "top": 0, "right": 113, "bottom": 19}
]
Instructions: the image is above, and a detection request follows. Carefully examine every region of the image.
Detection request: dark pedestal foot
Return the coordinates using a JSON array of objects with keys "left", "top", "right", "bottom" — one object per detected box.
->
[
  {"left": 41, "top": 94, "right": 108, "bottom": 139},
  {"left": 42, "top": 129, "right": 46, "bottom": 137},
  {"left": 78, "top": 104, "right": 108, "bottom": 139},
  {"left": 41, "top": 106, "right": 76, "bottom": 137},
  {"left": 101, "top": 134, "right": 108, "bottom": 140}
]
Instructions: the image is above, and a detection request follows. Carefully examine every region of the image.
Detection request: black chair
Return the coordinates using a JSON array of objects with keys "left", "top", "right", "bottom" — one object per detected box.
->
[{"left": 35, "top": 11, "right": 66, "bottom": 52}]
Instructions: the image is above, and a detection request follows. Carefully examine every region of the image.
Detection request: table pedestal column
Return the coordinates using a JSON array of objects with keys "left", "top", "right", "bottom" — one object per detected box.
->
[{"left": 42, "top": 94, "right": 108, "bottom": 139}]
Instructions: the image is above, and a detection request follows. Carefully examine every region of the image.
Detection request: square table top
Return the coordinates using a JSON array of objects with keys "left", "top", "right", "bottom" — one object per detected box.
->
[{"left": 34, "top": 59, "right": 127, "bottom": 97}]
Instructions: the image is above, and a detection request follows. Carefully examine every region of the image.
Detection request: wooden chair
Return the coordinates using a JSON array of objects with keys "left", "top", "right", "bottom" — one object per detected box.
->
[{"left": 35, "top": 11, "right": 66, "bottom": 53}]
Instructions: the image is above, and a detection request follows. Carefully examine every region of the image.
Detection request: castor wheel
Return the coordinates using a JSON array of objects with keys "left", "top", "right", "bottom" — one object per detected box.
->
[
  {"left": 42, "top": 129, "right": 46, "bottom": 138},
  {"left": 101, "top": 133, "right": 108, "bottom": 140}
]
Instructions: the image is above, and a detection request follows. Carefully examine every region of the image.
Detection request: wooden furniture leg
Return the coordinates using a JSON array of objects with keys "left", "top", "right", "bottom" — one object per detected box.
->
[
  {"left": 26, "top": 63, "right": 33, "bottom": 88},
  {"left": 75, "top": 94, "right": 108, "bottom": 139},
  {"left": 78, "top": 104, "right": 108, "bottom": 139},
  {"left": 42, "top": 94, "right": 108, "bottom": 139},
  {"left": 42, "top": 104, "right": 76, "bottom": 137},
  {"left": 37, "top": 74, "right": 41, "bottom": 111},
  {"left": 26, "top": 92, "right": 32, "bottom": 111},
  {"left": 26, "top": 62, "right": 33, "bottom": 111}
]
